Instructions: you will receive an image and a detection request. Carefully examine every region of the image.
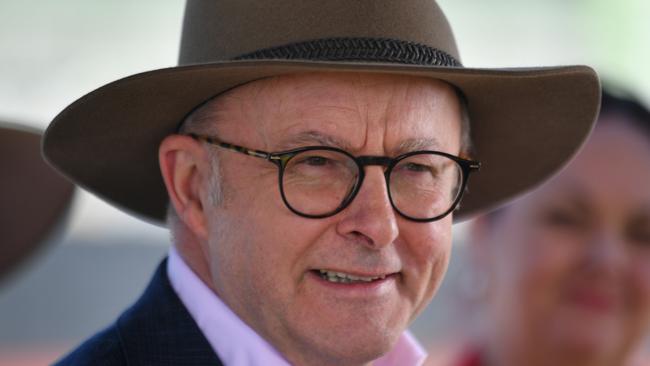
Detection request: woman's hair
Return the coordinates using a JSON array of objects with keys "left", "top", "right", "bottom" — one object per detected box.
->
[{"left": 600, "top": 87, "right": 650, "bottom": 137}]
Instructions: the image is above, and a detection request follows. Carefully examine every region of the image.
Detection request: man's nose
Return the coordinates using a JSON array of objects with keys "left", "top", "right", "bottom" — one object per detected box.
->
[{"left": 335, "top": 167, "right": 399, "bottom": 249}]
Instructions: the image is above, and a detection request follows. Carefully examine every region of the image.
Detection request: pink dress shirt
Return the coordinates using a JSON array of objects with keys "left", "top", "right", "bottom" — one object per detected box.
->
[{"left": 167, "top": 247, "right": 427, "bottom": 366}]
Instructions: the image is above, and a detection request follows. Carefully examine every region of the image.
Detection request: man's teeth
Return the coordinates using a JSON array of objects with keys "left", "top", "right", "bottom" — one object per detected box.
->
[{"left": 318, "top": 270, "right": 386, "bottom": 284}]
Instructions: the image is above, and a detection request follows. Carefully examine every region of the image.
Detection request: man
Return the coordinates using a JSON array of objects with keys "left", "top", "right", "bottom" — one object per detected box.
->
[{"left": 44, "top": 0, "right": 600, "bottom": 365}]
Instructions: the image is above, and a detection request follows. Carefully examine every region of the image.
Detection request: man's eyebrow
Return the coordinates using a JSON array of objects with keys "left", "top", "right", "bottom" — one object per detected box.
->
[
  {"left": 276, "top": 130, "right": 354, "bottom": 151},
  {"left": 395, "top": 137, "right": 442, "bottom": 154}
]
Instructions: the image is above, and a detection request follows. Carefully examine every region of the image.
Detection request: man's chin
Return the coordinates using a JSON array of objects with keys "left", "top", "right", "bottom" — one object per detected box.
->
[{"left": 285, "top": 321, "right": 401, "bottom": 366}]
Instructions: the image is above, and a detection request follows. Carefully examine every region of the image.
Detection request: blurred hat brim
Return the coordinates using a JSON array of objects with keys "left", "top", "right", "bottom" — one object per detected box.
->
[{"left": 1, "top": 122, "right": 75, "bottom": 280}]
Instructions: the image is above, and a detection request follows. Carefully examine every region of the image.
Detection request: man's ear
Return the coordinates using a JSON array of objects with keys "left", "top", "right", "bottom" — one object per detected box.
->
[{"left": 159, "top": 134, "right": 211, "bottom": 240}]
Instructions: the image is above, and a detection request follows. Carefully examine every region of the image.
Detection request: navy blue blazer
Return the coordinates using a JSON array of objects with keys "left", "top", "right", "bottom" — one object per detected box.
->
[{"left": 54, "top": 259, "right": 224, "bottom": 365}]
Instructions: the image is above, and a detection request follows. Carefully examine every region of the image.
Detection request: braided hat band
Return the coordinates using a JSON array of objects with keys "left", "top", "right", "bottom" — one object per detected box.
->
[{"left": 234, "top": 37, "right": 462, "bottom": 67}]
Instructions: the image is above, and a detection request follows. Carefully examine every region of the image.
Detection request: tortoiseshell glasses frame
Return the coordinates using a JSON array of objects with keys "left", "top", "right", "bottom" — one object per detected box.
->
[{"left": 189, "top": 133, "right": 480, "bottom": 222}]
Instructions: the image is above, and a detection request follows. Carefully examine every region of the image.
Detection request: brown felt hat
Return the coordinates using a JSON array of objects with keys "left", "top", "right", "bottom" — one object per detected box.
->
[
  {"left": 43, "top": 0, "right": 600, "bottom": 225},
  {"left": 1, "top": 122, "right": 74, "bottom": 281}
]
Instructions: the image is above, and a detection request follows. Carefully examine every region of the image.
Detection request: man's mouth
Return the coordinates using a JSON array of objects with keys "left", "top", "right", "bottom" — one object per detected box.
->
[{"left": 315, "top": 269, "right": 388, "bottom": 284}]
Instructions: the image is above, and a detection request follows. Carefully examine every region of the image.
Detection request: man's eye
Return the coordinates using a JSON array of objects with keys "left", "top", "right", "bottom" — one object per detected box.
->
[
  {"left": 301, "top": 156, "right": 330, "bottom": 166},
  {"left": 403, "top": 163, "right": 431, "bottom": 173}
]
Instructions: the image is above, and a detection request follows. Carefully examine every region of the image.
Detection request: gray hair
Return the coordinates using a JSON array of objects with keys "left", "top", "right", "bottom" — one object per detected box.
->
[
  {"left": 457, "top": 91, "right": 473, "bottom": 158},
  {"left": 166, "top": 98, "right": 226, "bottom": 233}
]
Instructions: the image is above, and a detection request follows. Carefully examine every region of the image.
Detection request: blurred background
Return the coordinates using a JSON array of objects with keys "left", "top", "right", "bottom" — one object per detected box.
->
[{"left": 1, "top": 0, "right": 649, "bottom": 364}]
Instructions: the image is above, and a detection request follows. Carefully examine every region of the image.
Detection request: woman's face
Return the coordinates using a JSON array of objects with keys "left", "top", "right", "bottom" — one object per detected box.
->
[{"left": 477, "top": 117, "right": 650, "bottom": 359}]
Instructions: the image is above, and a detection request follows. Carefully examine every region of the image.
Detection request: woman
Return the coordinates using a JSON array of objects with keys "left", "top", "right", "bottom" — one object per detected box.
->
[{"left": 434, "top": 89, "right": 650, "bottom": 366}]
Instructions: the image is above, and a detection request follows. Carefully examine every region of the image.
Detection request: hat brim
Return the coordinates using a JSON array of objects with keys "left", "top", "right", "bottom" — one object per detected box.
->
[
  {"left": 1, "top": 123, "right": 75, "bottom": 280},
  {"left": 43, "top": 60, "right": 600, "bottom": 225}
]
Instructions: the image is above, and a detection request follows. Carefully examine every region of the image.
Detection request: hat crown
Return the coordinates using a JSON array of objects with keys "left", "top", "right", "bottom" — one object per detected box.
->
[{"left": 179, "top": 0, "right": 460, "bottom": 65}]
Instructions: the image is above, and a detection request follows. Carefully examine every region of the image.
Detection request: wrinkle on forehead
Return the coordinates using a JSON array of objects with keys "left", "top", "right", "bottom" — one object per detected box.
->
[
  {"left": 396, "top": 137, "right": 443, "bottom": 154},
  {"left": 388, "top": 79, "right": 460, "bottom": 145},
  {"left": 209, "top": 72, "right": 462, "bottom": 154},
  {"left": 275, "top": 130, "right": 442, "bottom": 156},
  {"left": 276, "top": 130, "right": 354, "bottom": 151}
]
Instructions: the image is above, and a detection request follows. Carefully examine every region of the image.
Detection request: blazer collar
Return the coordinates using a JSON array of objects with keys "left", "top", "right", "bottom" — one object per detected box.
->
[{"left": 116, "top": 258, "right": 224, "bottom": 365}]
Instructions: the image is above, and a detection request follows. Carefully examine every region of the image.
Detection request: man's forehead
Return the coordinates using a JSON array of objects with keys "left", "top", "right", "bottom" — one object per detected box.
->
[
  {"left": 274, "top": 129, "right": 444, "bottom": 154},
  {"left": 221, "top": 71, "right": 457, "bottom": 102},
  {"left": 205, "top": 71, "right": 462, "bottom": 151}
]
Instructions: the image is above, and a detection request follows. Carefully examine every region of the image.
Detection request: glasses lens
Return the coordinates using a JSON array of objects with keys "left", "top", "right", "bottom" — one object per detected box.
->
[
  {"left": 282, "top": 149, "right": 358, "bottom": 216},
  {"left": 389, "top": 153, "right": 463, "bottom": 220}
]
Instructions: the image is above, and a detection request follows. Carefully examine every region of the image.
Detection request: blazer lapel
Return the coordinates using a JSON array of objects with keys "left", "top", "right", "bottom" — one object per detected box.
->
[{"left": 116, "top": 258, "right": 224, "bottom": 366}]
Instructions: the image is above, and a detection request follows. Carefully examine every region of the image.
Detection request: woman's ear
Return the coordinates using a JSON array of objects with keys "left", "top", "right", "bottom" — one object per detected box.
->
[{"left": 159, "top": 134, "right": 211, "bottom": 240}]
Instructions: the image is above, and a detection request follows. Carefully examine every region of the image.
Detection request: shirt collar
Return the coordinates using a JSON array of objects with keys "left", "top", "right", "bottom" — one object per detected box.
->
[{"left": 167, "top": 247, "right": 427, "bottom": 366}]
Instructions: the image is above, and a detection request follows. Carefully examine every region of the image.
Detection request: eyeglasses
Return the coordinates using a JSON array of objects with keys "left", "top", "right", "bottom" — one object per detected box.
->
[{"left": 189, "top": 134, "right": 480, "bottom": 222}]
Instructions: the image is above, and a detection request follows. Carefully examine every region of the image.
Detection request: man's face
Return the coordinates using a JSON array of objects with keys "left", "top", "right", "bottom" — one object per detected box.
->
[{"left": 199, "top": 72, "right": 462, "bottom": 365}]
